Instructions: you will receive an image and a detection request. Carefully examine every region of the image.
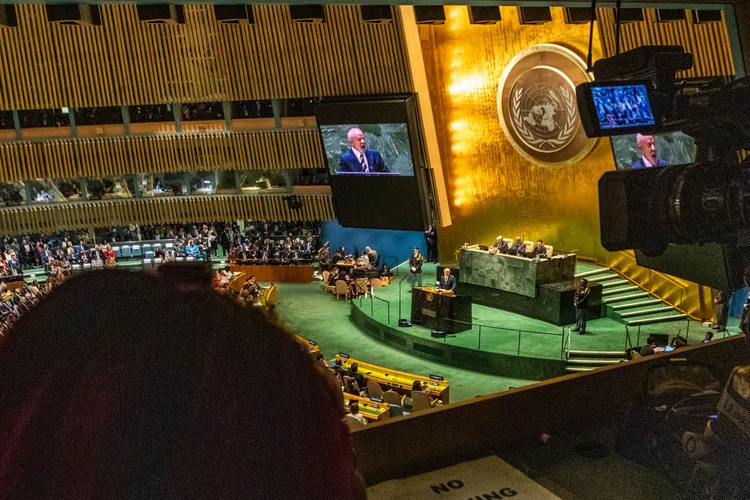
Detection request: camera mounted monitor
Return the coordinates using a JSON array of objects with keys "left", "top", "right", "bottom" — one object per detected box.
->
[{"left": 577, "top": 81, "right": 659, "bottom": 137}]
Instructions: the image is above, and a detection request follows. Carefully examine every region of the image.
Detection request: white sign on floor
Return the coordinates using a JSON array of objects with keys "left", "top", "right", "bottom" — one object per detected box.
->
[{"left": 367, "top": 455, "right": 561, "bottom": 500}]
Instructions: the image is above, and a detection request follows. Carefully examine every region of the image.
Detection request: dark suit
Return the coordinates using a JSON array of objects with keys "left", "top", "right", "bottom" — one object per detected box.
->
[
  {"left": 492, "top": 240, "right": 509, "bottom": 254},
  {"left": 338, "top": 149, "right": 389, "bottom": 173},
  {"left": 631, "top": 157, "right": 668, "bottom": 169},
  {"left": 508, "top": 242, "right": 526, "bottom": 256},
  {"left": 532, "top": 245, "right": 547, "bottom": 258},
  {"left": 437, "top": 274, "right": 456, "bottom": 292}
]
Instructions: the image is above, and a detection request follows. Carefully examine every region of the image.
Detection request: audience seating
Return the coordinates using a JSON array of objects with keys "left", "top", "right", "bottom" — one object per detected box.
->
[
  {"left": 131, "top": 245, "right": 142, "bottom": 257},
  {"left": 114, "top": 247, "right": 122, "bottom": 259},
  {"left": 383, "top": 390, "right": 406, "bottom": 408},
  {"left": 412, "top": 391, "right": 434, "bottom": 412},
  {"left": 345, "top": 416, "right": 367, "bottom": 431},
  {"left": 145, "top": 251, "right": 155, "bottom": 260},
  {"left": 367, "top": 381, "right": 384, "bottom": 399},
  {"left": 142, "top": 244, "right": 153, "bottom": 254},
  {"left": 121, "top": 246, "right": 132, "bottom": 258},
  {"left": 334, "top": 280, "right": 348, "bottom": 300},
  {"left": 545, "top": 245, "right": 554, "bottom": 257},
  {"left": 354, "top": 278, "right": 369, "bottom": 297},
  {"left": 369, "top": 278, "right": 383, "bottom": 297},
  {"left": 503, "top": 238, "right": 513, "bottom": 248},
  {"left": 388, "top": 404, "right": 405, "bottom": 418},
  {"left": 523, "top": 240, "right": 534, "bottom": 254}
]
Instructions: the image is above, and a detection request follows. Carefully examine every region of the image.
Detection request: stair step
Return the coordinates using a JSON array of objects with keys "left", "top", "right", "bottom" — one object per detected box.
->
[
  {"left": 611, "top": 299, "right": 663, "bottom": 311},
  {"left": 587, "top": 274, "right": 621, "bottom": 282},
  {"left": 627, "top": 313, "right": 687, "bottom": 326},
  {"left": 620, "top": 306, "right": 675, "bottom": 318},
  {"left": 606, "top": 292, "right": 650, "bottom": 303},
  {"left": 567, "top": 358, "right": 624, "bottom": 366},
  {"left": 565, "top": 366, "right": 597, "bottom": 373},
  {"left": 568, "top": 349, "right": 627, "bottom": 357},
  {"left": 602, "top": 285, "right": 640, "bottom": 297},
  {"left": 574, "top": 267, "right": 611, "bottom": 278},
  {"left": 601, "top": 279, "right": 630, "bottom": 288}
]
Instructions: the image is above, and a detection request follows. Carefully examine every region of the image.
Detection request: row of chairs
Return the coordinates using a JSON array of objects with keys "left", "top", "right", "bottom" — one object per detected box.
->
[
  {"left": 112, "top": 242, "right": 174, "bottom": 259},
  {"left": 321, "top": 271, "right": 384, "bottom": 300},
  {"left": 498, "top": 238, "right": 554, "bottom": 257},
  {"left": 335, "top": 372, "right": 434, "bottom": 415}
]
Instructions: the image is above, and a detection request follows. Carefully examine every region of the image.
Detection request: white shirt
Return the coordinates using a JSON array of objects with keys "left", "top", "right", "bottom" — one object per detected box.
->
[
  {"left": 346, "top": 413, "right": 367, "bottom": 426},
  {"left": 351, "top": 148, "right": 369, "bottom": 170},
  {"left": 640, "top": 155, "right": 654, "bottom": 167}
]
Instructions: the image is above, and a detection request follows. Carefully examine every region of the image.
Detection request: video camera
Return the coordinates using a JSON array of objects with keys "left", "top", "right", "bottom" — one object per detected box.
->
[{"left": 575, "top": 46, "right": 750, "bottom": 290}]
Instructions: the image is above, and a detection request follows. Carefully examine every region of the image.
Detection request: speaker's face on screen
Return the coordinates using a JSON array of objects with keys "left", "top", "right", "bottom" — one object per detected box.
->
[
  {"left": 348, "top": 128, "right": 366, "bottom": 153},
  {"left": 637, "top": 134, "right": 657, "bottom": 163}
]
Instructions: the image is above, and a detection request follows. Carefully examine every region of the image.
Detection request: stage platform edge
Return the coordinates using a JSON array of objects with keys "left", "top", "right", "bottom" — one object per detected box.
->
[{"left": 350, "top": 302, "right": 567, "bottom": 381}]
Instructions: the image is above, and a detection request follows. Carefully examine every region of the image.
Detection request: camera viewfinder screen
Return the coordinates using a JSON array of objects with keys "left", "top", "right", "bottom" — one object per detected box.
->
[{"left": 592, "top": 84, "right": 655, "bottom": 130}]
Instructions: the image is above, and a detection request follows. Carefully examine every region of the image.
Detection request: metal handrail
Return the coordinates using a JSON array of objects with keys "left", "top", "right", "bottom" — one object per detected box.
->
[{"left": 442, "top": 317, "right": 563, "bottom": 337}]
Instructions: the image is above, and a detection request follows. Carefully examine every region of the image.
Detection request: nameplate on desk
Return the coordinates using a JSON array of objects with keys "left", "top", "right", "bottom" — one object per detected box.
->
[
  {"left": 421, "top": 309, "right": 437, "bottom": 318},
  {"left": 367, "top": 456, "right": 561, "bottom": 500}
]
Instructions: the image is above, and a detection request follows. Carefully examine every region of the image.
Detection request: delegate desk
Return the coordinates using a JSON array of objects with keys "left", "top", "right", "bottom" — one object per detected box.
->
[
  {"left": 344, "top": 393, "right": 391, "bottom": 421},
  {"left": 334, "top": 354, "right": 450, "bottom": 404},
  {"left": 295, "top": 336, "right": 320, "bottom": 358},
  {"left": 229, "top": 264, "right": 314, "bottom": 283},
  {"left": 411, "top": 286, "right": 472, "bottom": 335},
  {"left": 457, "top": 248, "right": 602, "bottom": 325}
]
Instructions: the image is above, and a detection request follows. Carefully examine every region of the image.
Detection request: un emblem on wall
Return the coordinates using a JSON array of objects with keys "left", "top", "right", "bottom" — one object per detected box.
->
[{"left": 498, "top": 44, "right": 596, "bottom": 167}]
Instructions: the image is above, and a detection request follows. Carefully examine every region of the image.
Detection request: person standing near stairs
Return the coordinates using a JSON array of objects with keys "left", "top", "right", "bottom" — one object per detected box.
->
[{"left": 573, "top": 279, "right": 591, "bottom": 335}]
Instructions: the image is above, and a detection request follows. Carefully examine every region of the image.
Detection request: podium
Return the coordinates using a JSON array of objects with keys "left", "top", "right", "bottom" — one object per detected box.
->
[{"left": 410, "top": 287, "right": 472, "bottom": 334}]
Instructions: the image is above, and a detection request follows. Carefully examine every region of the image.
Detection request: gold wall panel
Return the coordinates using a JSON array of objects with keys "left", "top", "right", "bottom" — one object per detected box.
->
[
  {"left": 0, "top": 129, "right": 324, "bottom": 182},
  {"left": 0, "top": 194, "right": 335, "bottom": 235},
  {"left": 421, "top": 6, "right": 612, "bottom": 261},
  {"left": 0, "top": 4, "right": 411, "bottom": 110},
  {"left": 597, "top": 8, "right": 735, "bottom": 78}
]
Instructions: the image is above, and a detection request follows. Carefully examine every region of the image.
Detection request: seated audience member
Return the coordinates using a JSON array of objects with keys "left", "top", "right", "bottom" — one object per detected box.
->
[
  {"left": 0, "top": 271, "right": 365, "bottom": 499},
  {"left": 346, "top": 362, "right": 368, "bottom": 389},
  {"left": 165, "top": 249, "right": 176, "bottom": 262},
  {"left": 345, "top": 400, "right": 367, "bottom": 427},
  {"left": 532, "top": 240, "right": 548, "bottom": 258},
  {"left": 331, "top": 358, "right": 346, "bottom": 378},
  {"left": 242, "top": 275, "right": 262, "bottom": 302},
  {"left": 703, "top": 331, "right": 714, "bottom": 343},
  {"left": 412, "top": 380, "right": 433, "bottom": 397},
  {"left": 344, "top": 377, "right": 360, "bottom": 397},
  {"left": 185, "top": 239, "right": 200, "bottom": 258},
  {"left": 154, "top": 246, "right": 166, "bottom": 259},
  {"left": 364, "top": 246, "right": 378, "bottom": 265},
  {"left": 379, "top": 263, "right": 393, "bottom": 280},
  {"left": 508, "top": 236, "right": 526, "bottom": 256},
  {"left": 492, "top": 236, "right": 508, "bottom": 254},
  {"left": 640, "top": 335, "right": 659, "bottom": 356}
]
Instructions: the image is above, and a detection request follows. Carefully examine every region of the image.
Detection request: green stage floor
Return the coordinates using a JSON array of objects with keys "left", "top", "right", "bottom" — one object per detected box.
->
[{"left": 272, "top": 263, "right": 740, "bottom": 403}]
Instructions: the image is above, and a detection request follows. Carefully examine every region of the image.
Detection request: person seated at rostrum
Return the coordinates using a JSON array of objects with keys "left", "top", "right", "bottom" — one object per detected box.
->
[
  {"left": 491, "top": 236, "right": 508, "bottom": 254},
  {"left": 532, "top": 240, "right": 548, "bottom": 258},
  {"left": 0, "top": 271, "right": 366, "bottom": 499},
  {"left": 508, "top": 236, "right": 526, "bottom": 256}
]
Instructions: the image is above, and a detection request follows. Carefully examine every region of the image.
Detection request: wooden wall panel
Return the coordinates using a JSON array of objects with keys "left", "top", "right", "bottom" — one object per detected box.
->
[
  {"left": 0, "top": 129, "right": 325, "bottom": 182},
  {"left": 597, "top": 8, "right": 735, "bottom": 78},
  {"left": 0, "top": 194, "right": 335, "bottom": 235},
  {"left": 0, "top": 4, "right": 411, "bottom": 110}
]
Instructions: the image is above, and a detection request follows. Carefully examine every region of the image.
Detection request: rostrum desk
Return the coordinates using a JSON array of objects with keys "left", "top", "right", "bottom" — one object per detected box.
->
[{"left": 410, "top": 287, "right": 472, "bottom": 335}]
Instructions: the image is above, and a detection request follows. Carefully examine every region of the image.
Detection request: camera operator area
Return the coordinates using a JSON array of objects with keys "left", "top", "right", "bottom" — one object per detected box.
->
[{"left": 1, "top": 2, "right": 750, "bottom": 500}]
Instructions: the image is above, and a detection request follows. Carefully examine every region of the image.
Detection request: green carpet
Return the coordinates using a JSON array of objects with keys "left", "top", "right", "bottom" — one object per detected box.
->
[{"left": 272, "top": 280, "right": 534, "bottom": 403}]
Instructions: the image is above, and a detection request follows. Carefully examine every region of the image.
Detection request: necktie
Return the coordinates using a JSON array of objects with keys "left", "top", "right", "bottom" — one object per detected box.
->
[{"left": 360, "top": 153, "right": 368, "bottom": 172}]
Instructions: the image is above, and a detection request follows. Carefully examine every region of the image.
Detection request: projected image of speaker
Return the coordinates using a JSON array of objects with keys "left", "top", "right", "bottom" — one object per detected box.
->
[
  {"left": 360, "top": 6, "right": 392, "bottom": 24},
  {"left": 518, "top": 7, "right": 552, "bottom": 25},
  {"left": 136, "top": 4, "right": 185, "bottom": 24},
  {"left": 215, "top": 5, "right": 254, "bottom": 25},
  {"left": 0, "top": 4, "right": 18, "bottom": 27},
  {"left": 290, "top": 5, "right": 326, "bottom": 24},
  {"left": 468, "top": 7, "right": 501, "bottom": 25},
  {"left": 46, "top": 4, "right": 101, "bottom": 26},
  {"left": 414, "top": 6, "right": 445, "bottom": 25}
]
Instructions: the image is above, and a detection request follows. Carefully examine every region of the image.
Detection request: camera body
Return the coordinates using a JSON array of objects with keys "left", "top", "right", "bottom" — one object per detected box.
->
[{"left": 575, "top": 46, "right": 750, "bottom": 289}]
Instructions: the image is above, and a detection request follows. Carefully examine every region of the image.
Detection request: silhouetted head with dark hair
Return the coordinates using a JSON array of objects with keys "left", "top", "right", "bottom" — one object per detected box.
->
[{"left": 0, "top": 271, "right": 364, "bottom": 499}]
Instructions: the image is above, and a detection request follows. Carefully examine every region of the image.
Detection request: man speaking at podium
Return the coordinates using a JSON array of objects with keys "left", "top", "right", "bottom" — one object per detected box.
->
[{"left": 436, "top": 268, "right": 456, "bottom": 293}]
